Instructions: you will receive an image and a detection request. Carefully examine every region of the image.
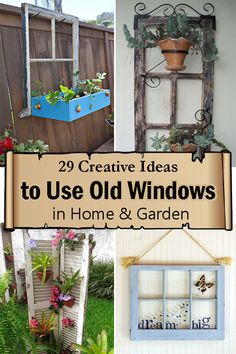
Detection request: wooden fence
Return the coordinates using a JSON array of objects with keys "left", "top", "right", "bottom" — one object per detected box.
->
[{"left": 0, "top": 4, "right": 114, "bottom": 152}]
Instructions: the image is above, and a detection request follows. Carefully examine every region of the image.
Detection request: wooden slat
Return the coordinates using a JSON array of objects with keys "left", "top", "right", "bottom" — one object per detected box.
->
[
  {"left": 0, "top": 4, "right": 113, "bottom": 152},
  {"left": 135, "top": 15, "right": 215, "bottom": 150}
]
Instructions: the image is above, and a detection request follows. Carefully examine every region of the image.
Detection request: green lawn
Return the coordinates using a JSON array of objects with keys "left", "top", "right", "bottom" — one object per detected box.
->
[{"left": 83, "top": 295, "right": 114, "bottom": 351}]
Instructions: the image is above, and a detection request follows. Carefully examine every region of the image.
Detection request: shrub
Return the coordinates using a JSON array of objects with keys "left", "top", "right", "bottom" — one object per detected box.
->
[
  {"left": 88, "top": 261, "right": 114, "bottom": 300},
  {"left": 0, "top": 299, "right": 51, "bottom": 353},
  {"left": 0, "top": 270, "right": 13, "bottom": 303}
]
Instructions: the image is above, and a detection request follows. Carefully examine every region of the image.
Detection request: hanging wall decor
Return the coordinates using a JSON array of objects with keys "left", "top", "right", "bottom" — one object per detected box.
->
[
  {"left": 123, "top": 3, "right": 218, "bottom": 151},
  {"left": 19, "top": 3, "right": 111, "bottom": 122},
  {"left": 122, "top": 229, "right": 231, "bottom": 341},
  {"left": 130, "top": 264, "right": 224, "bottom": 340}
]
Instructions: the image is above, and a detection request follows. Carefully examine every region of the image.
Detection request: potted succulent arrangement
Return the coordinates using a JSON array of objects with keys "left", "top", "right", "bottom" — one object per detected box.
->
[
  {"left": 150, "top": 124, "right": 227, "bottom": 152},
  {"left": 0, "top": 126, "right": 49, "bottom": 167},
  {"left": 3, "top": 242, "right": 14, "bottom": 262},
  {"left": 123, "top": 14, "right": 218, "bottom": 71},
  {"left": 31, "top": 252, "right": 56, "bottom": 284},
  {"left": 31, "top": 72, "right": 110, "bottom": 122},
  {"left": 52, "top": 229, "right": 86, "bottom": 251},
  {"left": 50, "top": 269, "right": 81, "bottom": 312}
]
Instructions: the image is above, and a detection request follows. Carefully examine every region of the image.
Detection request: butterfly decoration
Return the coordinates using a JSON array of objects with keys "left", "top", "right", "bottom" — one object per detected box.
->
[{"left": 194, "top": 274, "right": 214, "bottom": 294}]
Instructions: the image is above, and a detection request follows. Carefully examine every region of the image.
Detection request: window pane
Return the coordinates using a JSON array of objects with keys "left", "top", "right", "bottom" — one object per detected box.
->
[
  {"left": 192, "top": 271, "right": 216, "bottom": 299},
  {"left": 165, "top": 300, "right": 190, "bottom": 329},
  {"left": 192, "top": 300, "right": 216, "bottom": 329},
  {"left": 138, "top": 299, "right": 163, "bottom": 330},
  {"left": 139, "top": 271, "right": 163, "bottom": 298},
  {"left": 166, "top": 271, "right": 189, "bottom": 299}
]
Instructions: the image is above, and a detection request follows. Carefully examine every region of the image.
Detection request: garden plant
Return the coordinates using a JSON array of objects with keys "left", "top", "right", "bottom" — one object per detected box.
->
[
  {"left": 124, "top": 14, "right": 218, "bottom": 70},
  {"left": 50, "top": 269, "right": 81, "bottom": 311},
  {"left": 31, "top": 252, "right": 56, "bottom": 284},
  {"left": 0, "top": 126, "right": 49, "bottom": 166},
  {"left": 52, "top": 229, "right": 85, "bottom": 251},
  {"left": 3, "top": 242, "right": 14, "bottom": 262},
  {"left": 151, "top": 124, "right": 227, "bottom": 152}
]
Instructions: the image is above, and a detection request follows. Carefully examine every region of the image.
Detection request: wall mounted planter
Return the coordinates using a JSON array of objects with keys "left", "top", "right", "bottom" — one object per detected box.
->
[
  {"left": 130, "top": 265, "right": 225, "bottom": 340},
  {"left": 32, "top": 90, "right": 110, "bottom": 122}
]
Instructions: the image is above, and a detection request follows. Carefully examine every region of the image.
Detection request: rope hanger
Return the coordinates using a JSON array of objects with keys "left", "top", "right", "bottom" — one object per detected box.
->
[{"left": 121, "top": 229, "right": 232, "bottom": 268}]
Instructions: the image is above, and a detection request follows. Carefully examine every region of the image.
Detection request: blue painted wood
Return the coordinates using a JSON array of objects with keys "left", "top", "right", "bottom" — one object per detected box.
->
[
  {"left": 31, "top": 90, "right": 110, "bottom": 122},
  {"left": 129, "top": 265, "right": 225, "bottom": 341}
]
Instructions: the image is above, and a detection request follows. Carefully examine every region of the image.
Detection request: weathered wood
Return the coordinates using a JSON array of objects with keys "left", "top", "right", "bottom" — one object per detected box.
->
[
  {"left": 0, "top": 4, "right": 113, "bottom": 152},
  {"left": 170, "top": 76, "right": 177, "bottom": 125},
  {"left": 144, "top": 72, "right": 203, "bottom": 80},
  {"left": 146, "top": 123, "right": 198, "bottom": 130},
  {"left": 201, "top": 18, "right": 214, "bottom": 118},
  {"left": 135, "top": 16, "right": 215, "bottom": 150},
  {"left": 134, "top": 41, "right": 145, "bottom": 151}
]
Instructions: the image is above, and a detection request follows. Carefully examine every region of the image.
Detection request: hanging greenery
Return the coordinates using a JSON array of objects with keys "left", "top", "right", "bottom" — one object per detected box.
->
[{"left": 124, "top": 14, "right": 219, "bottom": 62}]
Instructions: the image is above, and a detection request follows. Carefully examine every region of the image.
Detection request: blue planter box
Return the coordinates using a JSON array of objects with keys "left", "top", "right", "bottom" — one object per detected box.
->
[{"left": 31, "top": 90, "right": 110, "bottom": 122}]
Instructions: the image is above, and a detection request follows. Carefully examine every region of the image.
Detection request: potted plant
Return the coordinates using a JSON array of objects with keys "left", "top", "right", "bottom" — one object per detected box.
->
[
  {"left": 73, "top": 329, "right": 114, "bottom": 354},
  {"left": 3, "top": 242, "right": 14, "bottom": 262},
  {"left": 0, "top": 126, "right": 49, "bottom": 167},
  {"left": 52, "top": 229, "right": 86, "bottom": 251},
  {"left": 123, "top": 14, "right": 218, "bottom": 71},
  {"left": 50, "top": 269, "right": 81, "bottom": 310},
  {"left": 29, "top": 312, "right": 55, "bottom": 343},
  {"left": 31, "top": 252, "right": 56, "bottom": 284},
  {"left": 151, "top": 124, "right": 227, "bottom": 152},
  {"left": 31, "top": 76, "right": 110, "bottom": 122},
  {"left": 61, "top": 317, "right": 75, "bottom": 329}
]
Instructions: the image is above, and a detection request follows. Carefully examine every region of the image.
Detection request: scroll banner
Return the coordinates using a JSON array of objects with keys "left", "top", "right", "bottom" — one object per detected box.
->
[{"left": 4, "top": 151, "right": 232, "bottom": 230}]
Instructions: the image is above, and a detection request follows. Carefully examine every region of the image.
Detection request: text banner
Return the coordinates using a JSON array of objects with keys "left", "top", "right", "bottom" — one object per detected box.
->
[{"left": 5, "top": 152, "right": 232, "bottom": 230}]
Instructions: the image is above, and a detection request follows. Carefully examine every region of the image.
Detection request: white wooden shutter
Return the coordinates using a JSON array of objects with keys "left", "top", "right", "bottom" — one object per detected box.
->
[
  {"left": 23, "top": 229, "right": 60, "bottom": 340},
  {"left": 60, "top": 233, "right": 91, "bottom": 349},
  {"left": 24, "top": 230, "right": 91, "bottom": 351}
]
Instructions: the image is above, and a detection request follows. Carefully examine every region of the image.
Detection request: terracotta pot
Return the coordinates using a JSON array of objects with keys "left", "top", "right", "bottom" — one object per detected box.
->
[
  {"left": 6, "top": 254, "right": 14, "bottom": 262},
  {"left": 37, "top": 270, "right": 52, "bottom": 283},
  {"left": 64, "top": 295, "right": 75, "bottom": 308},
  {"left": 171, "top": 143, "right": 197, "bottom": 152},
  {"left": 158, "top": 37, "right": 191, "bottom": 71}
]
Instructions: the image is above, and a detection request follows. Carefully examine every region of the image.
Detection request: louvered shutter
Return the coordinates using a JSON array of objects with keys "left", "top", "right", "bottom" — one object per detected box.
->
[
  {"left": 60, "top": 233, "right": 90, "bottom": 349},
  {"left": 24, "top": 230, "right": 91, "bottom": 351}
]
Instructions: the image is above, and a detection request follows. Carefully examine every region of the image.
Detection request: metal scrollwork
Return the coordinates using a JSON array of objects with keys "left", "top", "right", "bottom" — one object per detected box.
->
[
  {"left": 195, "top": 109, "right": 212, "bottom": 129},
  {"left": 134, "top": 2, "right": 215, "bottom": 17},
  {"left": 144, "top": 76, "right": 161, "bottom": 88},
  {"left": 143, "top": 58, "right": 166, "bottom": 88}
]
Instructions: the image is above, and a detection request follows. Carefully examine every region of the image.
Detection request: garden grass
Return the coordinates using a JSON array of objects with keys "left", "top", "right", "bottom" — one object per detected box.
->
[{"left": 83, "top": 295, "right": 114, "bottom": 350}]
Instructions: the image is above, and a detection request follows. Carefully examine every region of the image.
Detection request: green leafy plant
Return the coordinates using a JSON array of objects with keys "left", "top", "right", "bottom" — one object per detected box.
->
[
  {"left": 29, "top": 312, "right": 55, "bottom": 339},
  {"left": 0, "top": 298, "right": 52, "bottom": 353},
  {"left": 54, "top": 270, "right": 81, "bottom": 294},
  {"left": 89, "top": 262, "right": 114, "bottom": 300},
  {"left": 60, "top": 85, "right": 76, "bottom": 103},
  {"left": 151, "top": 124, "right": 227, "bottom": 151},
  {"left": 124, "top": 14, "right": 218, "bottom": 61},
  {"left": 31, "top": 80, "right": 46, "bottom": 97},
  {"left": 46, "top": 90, "right": 61, "bottom": 105},
  {"left": 30, "top": 252, "right": 56, "bottom": 284},
  {"left": 3, "top": 242, "right": 13, "bottom": 256},
  {"left": 73, "top": 329, "right": 114, "bottom": 354},
  {"left": 0, "top": 270, "right": 13, "bottom": 303},
  {"left": 0, "top": 126, "right": 49, "bottom": 166}
]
